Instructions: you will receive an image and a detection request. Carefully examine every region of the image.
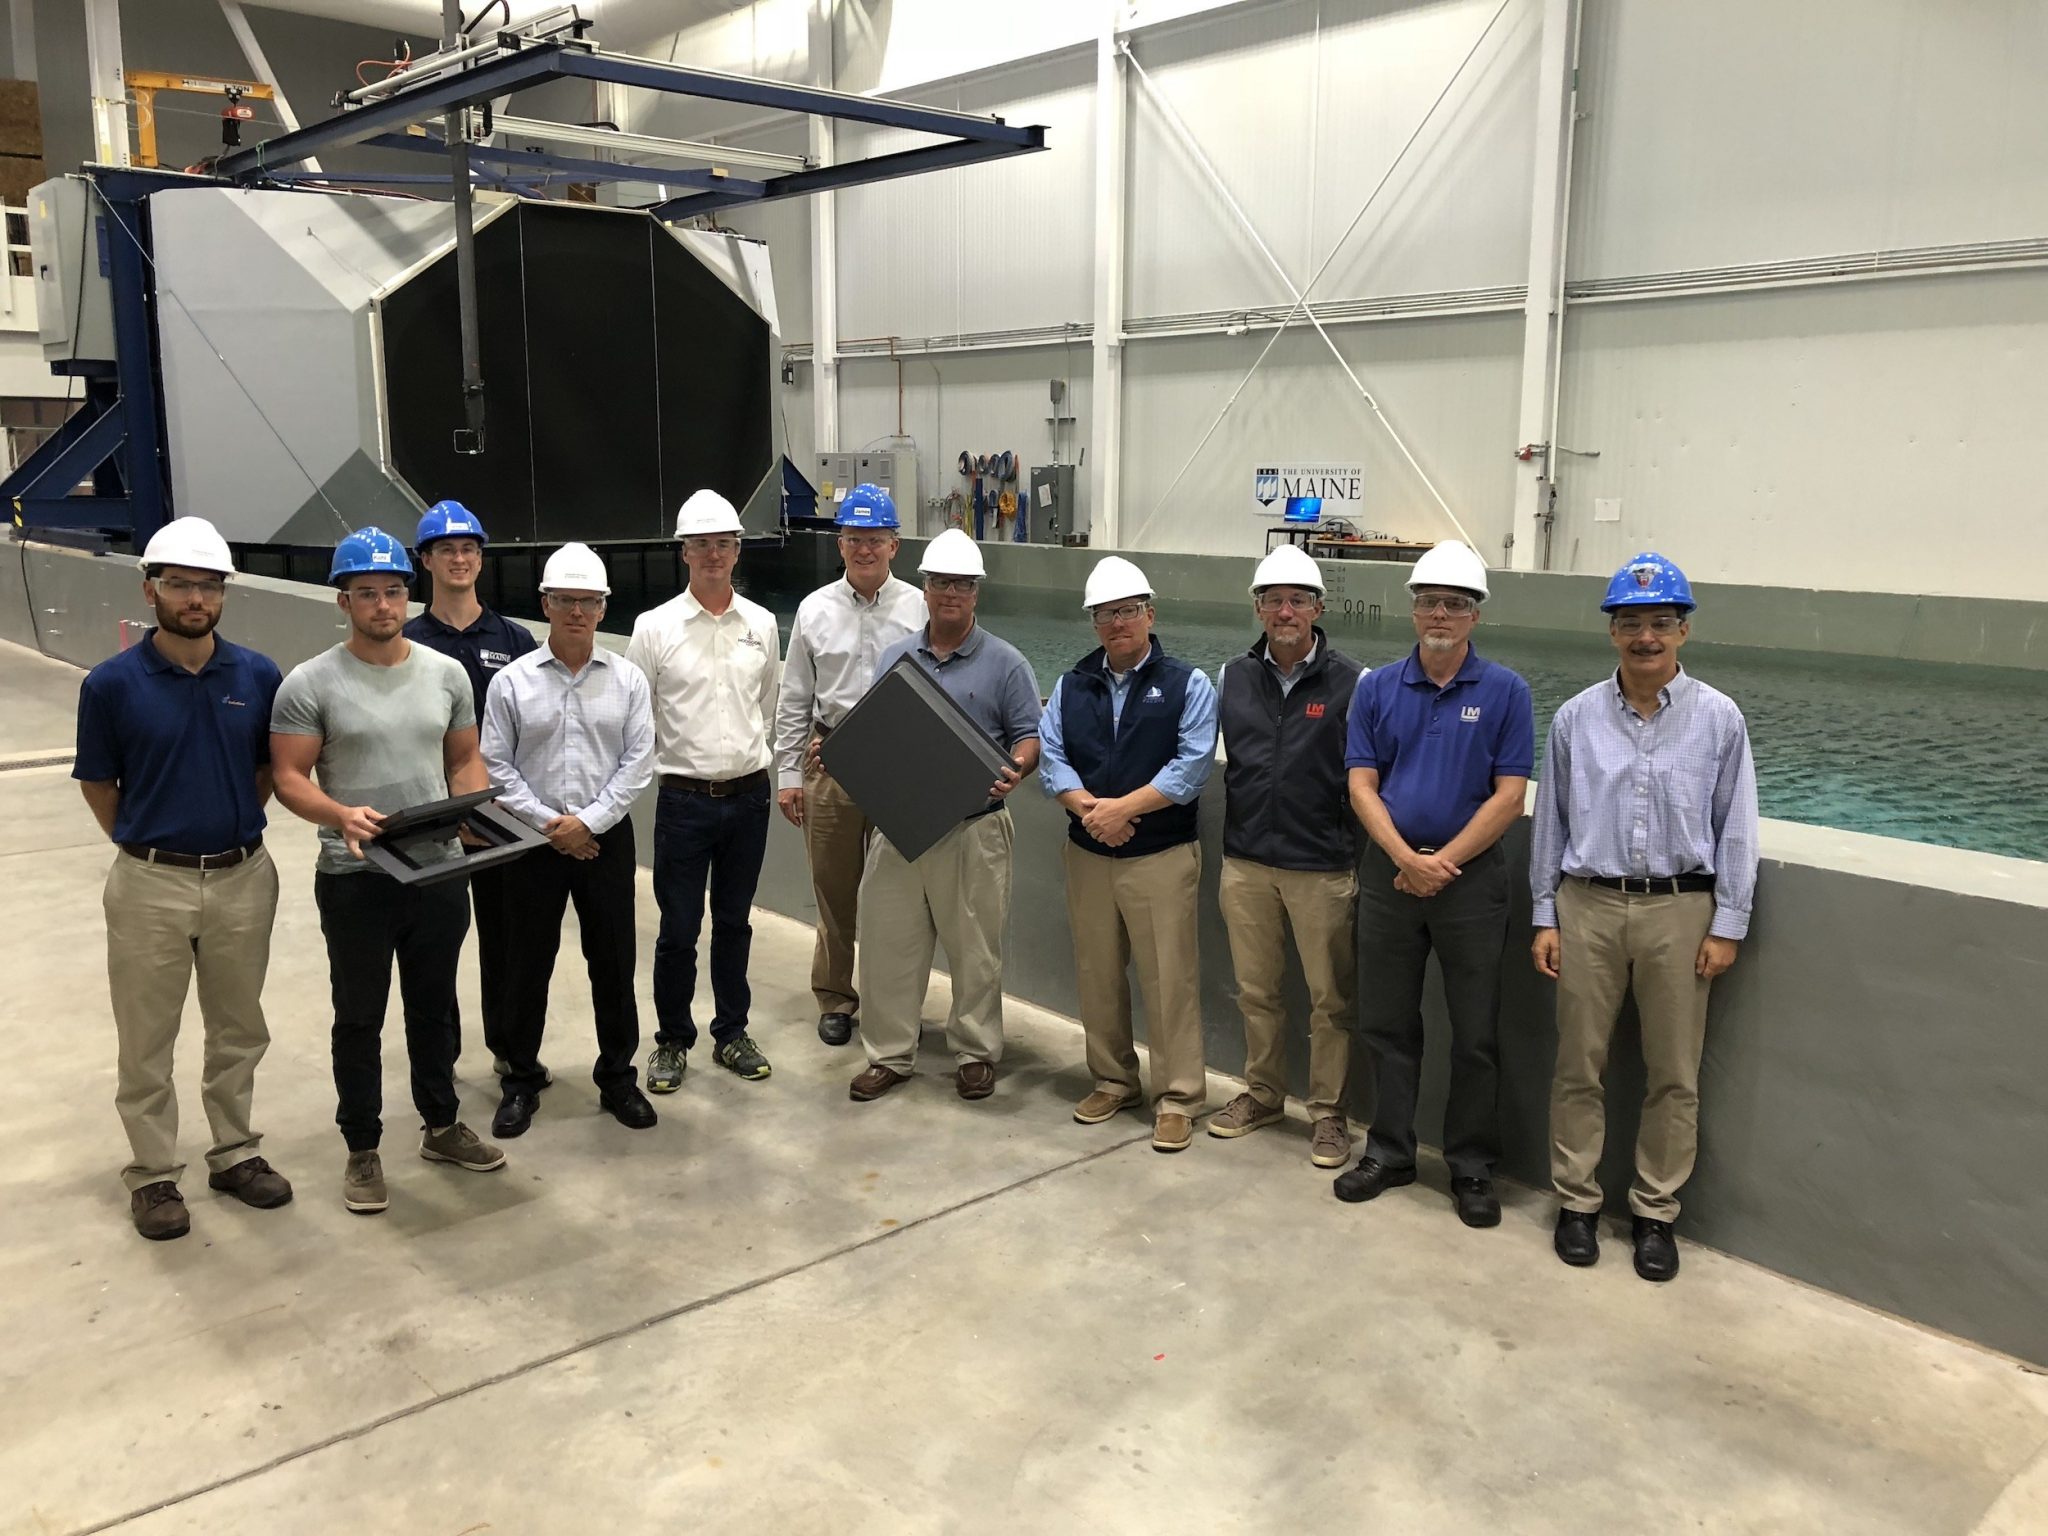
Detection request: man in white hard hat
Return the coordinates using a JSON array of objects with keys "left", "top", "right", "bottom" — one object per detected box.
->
[
  {"left": 772, "top": 484, "right": 925, "bottom": 1046},
  {"left": 1208, "top": 545, "right": 1366, "bottom": 1169},
  {"left": 271, "top": 527, "right": 507, "bottom": 1216},
  {"left": 627, "top": 489, "right": 783, "bottom": 1090},
  {"left": 1334, "top": 539, "right": 1534, "bottom": 1228},
  {"left": 74, "top": 518, "right": 292, "bottom": 1240},
  {"left": 480, "top": 544, "right": 659, "bottom": 1138},
  {"left": 847, "top": 528, "right": 1043, "bottom": 1104},
  {"left": 1039, "top": 556, "right": 1219, "bottom": 1153}
]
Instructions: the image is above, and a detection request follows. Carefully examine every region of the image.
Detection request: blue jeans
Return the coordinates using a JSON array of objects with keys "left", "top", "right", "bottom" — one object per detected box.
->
[{"left": 652, "top": 781, "right": 770, "bottom": 1051}]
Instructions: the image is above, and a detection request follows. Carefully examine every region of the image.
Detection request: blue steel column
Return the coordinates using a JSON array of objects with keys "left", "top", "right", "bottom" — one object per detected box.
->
[{"left": 98, "top": 182, "right": 168, "bottom": 540}]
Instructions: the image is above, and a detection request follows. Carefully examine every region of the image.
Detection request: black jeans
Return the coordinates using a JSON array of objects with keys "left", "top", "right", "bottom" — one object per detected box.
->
[
  {"left": 463, "top": 859, "right": 519, "bottom": 1062},
  {"left": 314, "top": 869, "right": 471, "bottom": 1152},
  {"left": 497, "top": 819, "right": 640, "bottom": 1094},
  {"left": 652, "top": 781, "right": 770, "bottom": 1050},
  {"left": 1357, "top": 841, "right": 1509, "bottom": 1180}
]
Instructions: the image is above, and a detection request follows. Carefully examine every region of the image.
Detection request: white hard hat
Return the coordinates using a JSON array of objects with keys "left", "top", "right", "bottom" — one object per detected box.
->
[
  {"left": 539, "top": 541, "right": 610, "bottom": 596},
  {"left": 674, "top": 488, "right": 744, "bottom": 539},
  {"left": 1250, "top": 544, "right": 1325, "bottom": 596},
  {"left": 1082, "top": 555, "right": 1151, "bottom": 610},
  {"left": 137, "top": 516, "right": 235, "bottom": 577},
  {"left": 918, "top": 527, "right": 987, "bottom": 579},
  {"left": 1407, "top": 539, "right": 1489, "bottom": 600}
]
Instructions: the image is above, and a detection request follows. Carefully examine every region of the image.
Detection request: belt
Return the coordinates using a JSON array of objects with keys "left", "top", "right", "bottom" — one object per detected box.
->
[
  {"left": 1583, "top": 873, "right": 1715, "bottom": 895},
  {"left": 121, "top": 838, "right": 262, "bottom": 871},
  {"left": 662, "top": 769, "right": 769, "bottom": 798}
]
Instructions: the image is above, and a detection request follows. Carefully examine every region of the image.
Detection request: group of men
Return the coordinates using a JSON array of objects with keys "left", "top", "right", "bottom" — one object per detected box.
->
[{"left": 78, "top": 482, "right": 1757, "bottom": 1284}]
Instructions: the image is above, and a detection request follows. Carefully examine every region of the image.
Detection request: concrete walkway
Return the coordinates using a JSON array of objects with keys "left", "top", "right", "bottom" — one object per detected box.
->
[{"left": 3, "top": 637, "right": 2045, "bottom": 1536}]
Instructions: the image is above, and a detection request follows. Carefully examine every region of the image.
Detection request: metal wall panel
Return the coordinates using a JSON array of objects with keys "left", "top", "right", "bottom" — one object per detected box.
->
[
  {"left": 1552, "top": 270, "right": 2048, "bottom": 599},
  {"left": 1118, "top": 316, "right": 1522, "bottom": 561},
  {"left": 1570, "top": 0, "right": 2048, "bottom": 278}
]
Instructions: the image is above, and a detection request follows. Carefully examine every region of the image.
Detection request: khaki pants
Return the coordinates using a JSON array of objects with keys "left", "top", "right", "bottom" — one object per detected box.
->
[
  {"left": 1063, "top": 839, "right": 1207, "bottom": 1115},
  {"left": 1218, "top": 856, "right": 1357, "bottom": 1119},
  {"left": 103, "top": 847, "right": 278, "bottom": 1191},
  {"left": 857, "top": 810, "right": 1013, "bottom": 1072},
  {"left": 802, "top": 756, "right": 872, "bottom": 1016},
  {"left": 1550, "top": 878, "right": 1715, "bottom": 1221}
]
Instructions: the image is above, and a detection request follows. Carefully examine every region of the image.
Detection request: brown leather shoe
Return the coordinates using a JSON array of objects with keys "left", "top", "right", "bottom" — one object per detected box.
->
[
  {"left": 130, "top": 1181, "right": 190, "bottom": 1240},
  {"left": 208, "top": 1156, "right": 294, "bottom": 1208},
  {"left": 849, "top": 1064, "right": 910, "bottom": 1101},
  {"left": 955, "top": 1061, "right": 996, "bottom": 1100},
  {"left": 1073, "top": 1088, "right": 1141, "bottom": 1124},
  {"left": 1152, "top": 1112, "right": 1194, "bottom": 1153}
]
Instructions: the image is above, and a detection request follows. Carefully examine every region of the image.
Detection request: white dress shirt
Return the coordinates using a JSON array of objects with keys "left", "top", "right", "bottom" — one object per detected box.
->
[
  {"left": 625, "top": 586, "right": 783, "bottom": 781},
  {"left": 480, "top": 642, "right": 655, "bottom": 835},
  {"left": 772, "top": 574, "right": 926, "bottom": 789}
]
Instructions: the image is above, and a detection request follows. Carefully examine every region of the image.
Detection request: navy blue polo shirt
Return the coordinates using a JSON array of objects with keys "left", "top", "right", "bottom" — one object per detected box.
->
[
  {"left": 73, "top": 633, "right": 282, "bottom": 854},
  {"left": 1344, "top": 645, "right": 1535, "bottom": 850},
  {"left": 402, "top": 605, "right": 537, "bottom": 721}
]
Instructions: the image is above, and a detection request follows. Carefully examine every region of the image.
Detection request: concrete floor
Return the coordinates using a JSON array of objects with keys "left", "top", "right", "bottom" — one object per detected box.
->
[{"left": 4, "top": 635, "right": 2046, "bottom": 1536}]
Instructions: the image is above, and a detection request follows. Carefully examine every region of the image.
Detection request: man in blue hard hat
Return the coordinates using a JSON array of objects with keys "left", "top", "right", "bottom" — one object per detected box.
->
[
  {"left": 1335, "top": 540, "right": 1534, "bottom": 1228},
  {"left": 1530, "top": 552, "right": 1759, "bottom": 1282},
  {"left": 402, "top": 501, "right": 539, "bottom": 1082},
  {"left": 771, "top": 483, "right": 925, "bottom": 1046},
  {"left": 271, "top": 527, "right": 508, "bottom": 1215}
]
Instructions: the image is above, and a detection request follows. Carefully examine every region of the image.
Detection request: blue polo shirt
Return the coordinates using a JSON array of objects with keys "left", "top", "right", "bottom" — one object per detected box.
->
[
  {"left": 73, "top": 633, "right": 282, "bottom": 854},
  {"left": 403, "top": 605, "right": 537, "bottom": 722},
  {"left": 1344, "top": 645, "right": 1535, "bottom": 850}
]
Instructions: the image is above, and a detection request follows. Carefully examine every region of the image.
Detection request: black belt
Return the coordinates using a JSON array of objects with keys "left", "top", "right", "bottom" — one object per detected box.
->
[
  {"left": 662, "top": 769, "right": 768, "bottom": 798},
  {"left": 121, "top": 838, "right": 262, "bottom": 871},
  {"left": 1584, "top": 873, "right": 1715, "bottom": 895}
]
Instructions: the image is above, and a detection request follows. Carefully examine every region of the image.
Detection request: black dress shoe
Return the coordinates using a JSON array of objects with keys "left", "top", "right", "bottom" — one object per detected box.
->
[
  {"left": 491, "top": 1088, "right": 539, "bottom": 1139},
  {"left": 1632, "top": 1216, "right": 1680, "bottom": 1281},
  {"left": 600, "top": 1085, "right": 658, "bottom": 1130},
  {"left": 1555, "top": 1208, "right": 1600, "bottom": 1266},
  {"left": 1452, "top": 1176, "right": 1502, "bottom": 1228},
  {"left": 818, "top": 1011, "right": 855, "bottom": 1046},
  {"left": 1332, "top": 1156, "right": 1417, "bottom": 1204}
]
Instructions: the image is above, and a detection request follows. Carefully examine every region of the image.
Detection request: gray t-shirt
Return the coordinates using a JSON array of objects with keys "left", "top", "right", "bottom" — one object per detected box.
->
[{"left": 271, "top": 641, "right": 475, "bottom": 875}]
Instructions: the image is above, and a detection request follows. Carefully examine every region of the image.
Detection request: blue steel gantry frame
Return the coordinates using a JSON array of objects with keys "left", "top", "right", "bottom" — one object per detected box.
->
[{"left": 2, "top": 41, "right": 1044, "bottom": 546}]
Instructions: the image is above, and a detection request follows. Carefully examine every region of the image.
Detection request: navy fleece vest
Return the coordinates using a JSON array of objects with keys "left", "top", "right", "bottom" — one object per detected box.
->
[{"left": 1056, "top": 641, "right": 1200, "bottom": 859}]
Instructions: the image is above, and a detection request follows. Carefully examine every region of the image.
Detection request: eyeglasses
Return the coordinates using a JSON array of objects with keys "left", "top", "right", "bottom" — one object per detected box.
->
[
  {"left": 1613, "top": 614, "right": 1685, "bottom": 636},
  {"left": 683, "top": 537, "right": 739, "bottom": 554},
  {"left": 1255, "top": 592, "right": 1320, "bottom": 613},
  {"left": 839, "top": 534, "right": 895, "bottom": 552},
  {"left": 546, "top": 594, "right": 605, "bottom": 614},
  {"left": 1411, "top": 593, "right": 1478, "bottom": 617},
  {"left": 156, "top": 577, "right": 226, "bottom": 600},
  {"left": 345, "top": 584, "right": 410, "bottom": 606},
  {"left": 1092, "top": 601, "right": 1150, "bottom": 626},
  {"left": 925, "top": 575, "right": 978, "bottom": 594}
]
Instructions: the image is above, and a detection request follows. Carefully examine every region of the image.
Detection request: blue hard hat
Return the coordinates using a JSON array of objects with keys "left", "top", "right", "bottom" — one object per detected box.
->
[
  {"left": 414, "top": 500, "right": 489, "bottom": 551},
  {"left": 330, "top": 526, "right": 415, "bottom": 585},
  {"left": 836, "top": 483, "right": 899, "bottom": 530},
  {"left": 1602, "top": 552, "right": 1695, "bottom": 613}
]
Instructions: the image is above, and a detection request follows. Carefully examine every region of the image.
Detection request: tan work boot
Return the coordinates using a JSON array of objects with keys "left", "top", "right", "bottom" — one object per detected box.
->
[
  {"left": 1310, "top": 1115, "right": 1353, "bottom": 1168},
  {"left": 1073, "top": 1088, "right": 1141, "bottom": 1125},
  {"left": 1208, "top": 1091, "right": 1284, "bottom": 1139},
  {"left": 130, "top": 1181, "right": 190, "bottom": 1240},
  {"left": 419, "top": 1122, "right": 506, "bottom": 1172},
  {"left": 1153, "top": 1112, "right": 1194, "bottom": 1153},
  {"left": 343, "top": 1150, "right": 387, "bottom": 1213}
]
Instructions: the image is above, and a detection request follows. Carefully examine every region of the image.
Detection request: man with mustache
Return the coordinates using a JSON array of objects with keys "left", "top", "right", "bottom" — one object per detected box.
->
[
  {"left": 75, "top": 518, "right": 290, "bottom": 1239},
  {"left": 1531, "top": 553, "right": 1759, "bottom": 1282}
]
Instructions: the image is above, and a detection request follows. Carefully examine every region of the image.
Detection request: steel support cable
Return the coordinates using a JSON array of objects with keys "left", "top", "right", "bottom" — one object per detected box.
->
[
  {"left": 93, "top": 184, "right": 352, "bottom": 534},
  {"left": 1135, "top": 0, "right": 1513, "bottom": 538}
]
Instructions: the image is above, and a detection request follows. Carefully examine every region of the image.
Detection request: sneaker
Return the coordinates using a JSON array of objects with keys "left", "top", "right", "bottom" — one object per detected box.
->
[
  {"left": 714, "top": 1034, "right": 772, "bottom": 1081},
  {"left": 1309, "top": 1116, "right": 1352, "bottom": 1168},
  {"left": 130, "top": 1181, "right": 190, "bottom": 1240},
  {"left": 208, "top": 1156, "right": 294, "bottom": 1208},
  {"left": 419, "top": 1122, "right": 507, "bottom": 1172},
  {"left": 343, "top": 1151, "right": 387, "bottom": 1213},
  {"left": 1207, "top": 1091, "right": 1284, "bottom": 1139},
  {"left": 646, "top": 1042, "right": 686, "bottom": 1094}
]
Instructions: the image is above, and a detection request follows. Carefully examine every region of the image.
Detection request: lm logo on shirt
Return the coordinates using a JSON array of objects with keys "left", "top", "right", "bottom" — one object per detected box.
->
[
  {"left": 1304, "top": 702, "right": 1326, "bottom": 719},
  {"left": 1461, "top": 705, "right": 1482, "bottom": 723}
]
